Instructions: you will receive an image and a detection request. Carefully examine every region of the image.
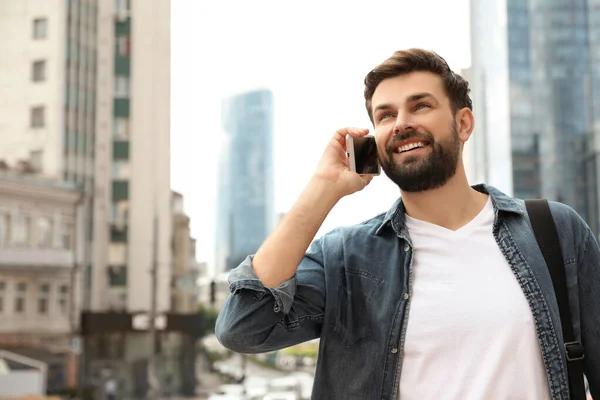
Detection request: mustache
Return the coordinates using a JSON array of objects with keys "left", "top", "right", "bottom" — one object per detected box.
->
[{"left": 385, "top": 131, "right": 435, "bottom": 153}]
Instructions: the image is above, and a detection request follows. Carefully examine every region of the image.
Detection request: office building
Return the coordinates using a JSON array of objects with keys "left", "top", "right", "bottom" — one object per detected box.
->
[
  {"left": 470, "top": 0, "right": 600, "bottom": 234},
  {"left": 216, "top": 89, "right": 275, "bottom": 272}
]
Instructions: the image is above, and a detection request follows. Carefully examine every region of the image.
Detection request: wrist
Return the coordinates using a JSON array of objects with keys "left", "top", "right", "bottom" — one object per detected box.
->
[{"left": 300, "top": 175, "right": 343, "bottom": 210}]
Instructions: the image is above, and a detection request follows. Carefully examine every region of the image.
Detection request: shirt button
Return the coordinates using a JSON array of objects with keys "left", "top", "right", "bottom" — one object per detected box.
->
[
  {"left": 391, "top": 348, "right": 398, "bottom": 354},
  {"left": 403, "top": 293, "right": 409, "bottom": 300},
  {"left": 404, "top": 245, "right": 410, "bottom": 252}
]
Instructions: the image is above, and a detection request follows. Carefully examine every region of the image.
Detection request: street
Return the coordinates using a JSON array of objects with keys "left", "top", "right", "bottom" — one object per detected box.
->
[{"left": 195, "top": 353, "right": 315, "bottom": 400}]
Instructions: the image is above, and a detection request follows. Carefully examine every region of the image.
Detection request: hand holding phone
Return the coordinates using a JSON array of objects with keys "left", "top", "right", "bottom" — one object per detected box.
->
[
  {"left": 346, "top": 135, "right": 381, "bottom": 176},
  {"left": 311, "top": 128, "right": 374, "bottom": 200}
]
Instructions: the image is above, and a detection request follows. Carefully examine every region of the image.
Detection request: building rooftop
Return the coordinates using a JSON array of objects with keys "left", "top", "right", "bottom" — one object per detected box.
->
[{"left": 0, "top": 170, "right": 81, "bottom": 192}]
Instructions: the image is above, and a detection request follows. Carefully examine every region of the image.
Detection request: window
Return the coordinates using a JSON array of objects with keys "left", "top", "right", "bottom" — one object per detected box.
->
[
  {"left": 37, "top": 217, "right": 53, "bottom": 247},
  {"left": 31, "top": 106, "right": 45, "bottom": 128},
  {"left": 0, "top": 213, "right": 10, "bottom": 248},
  {"left": 30, "top": 150, "right": 43, "bottom": 171},
  {"left": 0, "top": 281, "right": 5, "bottom": 313},
  {"left": 58, "top": 285, "right": 69, "bottom": 315},
  {"left": 112, "top": 162, "right": 122, "bottom": 179},
  {"left": 114, "top": 76, "right": 129, "bottom": 98},
  {"left": 13, "top": 213, "right": 30, "bottom": 247},
  {"left": 113, "top": 141, "right": 130, "bottom": 160},
  {"left": 15, "top": 283, "right": 27, "bottom": 313},
  {"left": 38, "top": 283, "right": 50, "bottom": 314},
  {"left": 111, "top": 202, "right": 129, "bottom": 223},
  {"left": 113, "top": 118, "right": 129, "bottom": 139},
  {"left": 115, "top": 35, "right": 130, "bottom": 57},
  {"left": 33, "top": 18, "right": 48, "bottom": 39},
  {"left": 115, "top": 0, "right": 131, "bottom": 12},
  {"left": 61, "top": 220, "right": 73, "bottom": 250},
  {"left": 112, "top": 181, "right": 129, "bottom": 201},
  {"left": 32, "top": 60, "right": 46, "bottom": 82},
  {"left": 111, "top": 203, "right": 119, "bottom": 222},
  {"left": 108, "top": 266, "right": 127, "bottom": 286}
]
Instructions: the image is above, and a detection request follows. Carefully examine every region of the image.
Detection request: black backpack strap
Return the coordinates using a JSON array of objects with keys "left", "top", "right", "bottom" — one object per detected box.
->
[{"left": 525, "top": 199, "right": 586, "bottom": 400}]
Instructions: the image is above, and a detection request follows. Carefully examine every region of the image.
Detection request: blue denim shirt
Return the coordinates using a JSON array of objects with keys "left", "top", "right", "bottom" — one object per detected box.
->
[{"left": 215, "top": 185, "right": 599, "bottom": 399}]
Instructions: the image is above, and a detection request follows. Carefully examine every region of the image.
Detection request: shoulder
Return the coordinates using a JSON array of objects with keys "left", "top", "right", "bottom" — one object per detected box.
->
[
  {"left": 511, "top": 197, "right": 587, "bottom": 228},
  {"left": 326, "top": 211, "right": 388, "bottom": 239},
  {"left": 513, "top": 197, "right": 594, "bottom": 251},
  {"left": 543, "top": 200, "right": 589, "bottom": 239},
  {"left": 311, "top": 211, "right": 390, "bottom": 255}
]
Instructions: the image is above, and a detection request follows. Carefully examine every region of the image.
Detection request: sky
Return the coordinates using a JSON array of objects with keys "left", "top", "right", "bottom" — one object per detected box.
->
[{"left": 170, "top": 0, "right": 472, "bottom": 272}]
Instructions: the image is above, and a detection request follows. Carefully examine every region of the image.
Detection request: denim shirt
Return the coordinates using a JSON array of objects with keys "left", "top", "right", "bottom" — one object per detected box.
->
[{"left": 215, "top": 184, "right": 599, "bottom": 400}]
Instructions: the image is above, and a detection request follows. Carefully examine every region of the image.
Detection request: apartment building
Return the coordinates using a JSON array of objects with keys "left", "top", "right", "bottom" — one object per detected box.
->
[
  {"left": 0, "top": 171, "right": 83, "bottom": 392},
  {"left": 0, "top": 0, "right": 173, "bottom": 394}
]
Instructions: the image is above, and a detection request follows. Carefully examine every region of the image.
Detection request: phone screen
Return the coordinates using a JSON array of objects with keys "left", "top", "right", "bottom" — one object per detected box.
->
[{"left": 353, "top": 136, "right": 380, "bottom": 174}]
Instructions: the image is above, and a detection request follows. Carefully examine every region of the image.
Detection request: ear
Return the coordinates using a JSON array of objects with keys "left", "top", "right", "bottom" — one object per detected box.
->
[{"left": 456, "top": 108, "right": 474, "bottom": 143}]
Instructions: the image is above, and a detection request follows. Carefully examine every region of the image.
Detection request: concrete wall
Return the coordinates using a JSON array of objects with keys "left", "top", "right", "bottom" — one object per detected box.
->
[
  {"left": 0, "top": 370, "right": 44, "bottom": 396},
  {"left": 0, "top": 0, "right": 66, "bottom": 178},
  {"left": 127, "top": 0, "right": 171, "bottom": 312},
  {"left": 0, "top": 176, "right": 81, "bottom": 335}
]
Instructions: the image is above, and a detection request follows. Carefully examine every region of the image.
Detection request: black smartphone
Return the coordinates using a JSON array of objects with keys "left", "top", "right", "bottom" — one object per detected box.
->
[{"left": 346, "top": 135, "right": 381, "bottom": 175}]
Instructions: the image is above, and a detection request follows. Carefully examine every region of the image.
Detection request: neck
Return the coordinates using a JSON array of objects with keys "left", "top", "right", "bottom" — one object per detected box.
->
[{"left": 400, "top": 165, "right": 489, "bottom": 231}]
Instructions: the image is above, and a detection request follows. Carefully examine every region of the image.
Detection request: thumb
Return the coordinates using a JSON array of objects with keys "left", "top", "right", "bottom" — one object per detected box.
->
[{"left": 361, "top": 174, "right": 374, "bottom": 187}]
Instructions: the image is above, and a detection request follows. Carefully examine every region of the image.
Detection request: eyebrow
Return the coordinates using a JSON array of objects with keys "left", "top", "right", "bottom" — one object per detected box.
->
[
  {"left": 407, "top": 92, "right": 436, "bottom": 103},
  {"left": 372, "top": 92, "right": 437, "bottom": 115}
]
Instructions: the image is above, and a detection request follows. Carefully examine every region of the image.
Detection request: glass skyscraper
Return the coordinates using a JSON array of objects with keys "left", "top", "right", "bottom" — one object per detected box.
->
[
  {"left": 470, "top": 0, "right": 600, "bottom": 235},
  {"left": 217, "top": 89, "right": 275, "bottom": 272}
]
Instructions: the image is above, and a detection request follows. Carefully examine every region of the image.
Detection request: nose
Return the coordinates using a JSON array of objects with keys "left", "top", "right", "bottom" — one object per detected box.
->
[{"left": 393, "top": 112, "right": 417, "bottom": 135}]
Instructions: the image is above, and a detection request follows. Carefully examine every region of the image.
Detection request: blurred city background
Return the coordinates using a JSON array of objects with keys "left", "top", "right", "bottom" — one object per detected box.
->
[{"left": 0, "top": 0, "right": 597, "bottom": 399}]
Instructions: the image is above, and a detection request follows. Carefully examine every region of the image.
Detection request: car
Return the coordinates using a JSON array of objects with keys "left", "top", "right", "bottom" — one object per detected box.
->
[{"left": 262, "top": 391, "right": 298, "bottom": 400}]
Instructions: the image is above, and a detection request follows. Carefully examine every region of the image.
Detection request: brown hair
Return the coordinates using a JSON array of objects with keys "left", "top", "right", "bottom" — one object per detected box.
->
[{"left": 364, "top": 48, "right": 472, "bottom": 123}]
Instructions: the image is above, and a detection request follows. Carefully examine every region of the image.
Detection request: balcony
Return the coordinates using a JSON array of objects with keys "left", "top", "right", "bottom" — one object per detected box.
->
[
  {"left": 115, "top": 56, "right": 130, "bottom": 76},
  {"left": 110, "top": 224, "right": 128, "bottom": 243},
  {"left": 0, "top": 247, "right": 75, "bottom": 268},
  {"left": 113, "top": 141, "right": 130, "bottom": 160},
  {"left": 113, "top": 99, "right": 130, "bottom": 117},
  {"left": 115, "top": 17, "right": 131, "bottom": 35}
]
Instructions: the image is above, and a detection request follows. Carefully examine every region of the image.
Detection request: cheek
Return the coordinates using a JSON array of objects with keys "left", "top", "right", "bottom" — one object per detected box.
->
[{"left": 374, "top": 127, "right": 391, "bottom": 154}]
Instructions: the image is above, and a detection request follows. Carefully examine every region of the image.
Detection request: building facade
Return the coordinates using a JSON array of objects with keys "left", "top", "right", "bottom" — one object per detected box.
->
[
  {"left": 91, "top": 0, "right": 171, "bottom": 314},
  {"left": 470, "top": 0, "right": 600, "bottom": 235},
  {"left": 0, "top": 172, "right": 83, "bottom": 392},
  {"left": 0, "top": 0, "right": 173, "bottom": 394},
  {"left": 171, "top": 191, "right": 199, "bottom": 314},
  {"left": 0, "top": 0, "right": 172, "bottom": 311},
  {"left": 216, "top": 89, "right": 275, "bottom": 272},
  {"left": 0, "top": 0, "right": 96, "bottom": 183}
]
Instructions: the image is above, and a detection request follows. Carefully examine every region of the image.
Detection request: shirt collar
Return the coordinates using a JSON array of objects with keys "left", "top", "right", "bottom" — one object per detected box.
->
[{"left": 375, "top": 184, "right": 523, "bottom": 236}]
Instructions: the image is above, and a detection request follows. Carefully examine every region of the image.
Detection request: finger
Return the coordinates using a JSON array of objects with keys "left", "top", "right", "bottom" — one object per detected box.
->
[
  {"left": 347, "top": 127, "right": 370, "bottom": 138},
  {"left": 361, "top": 175, "right": 374, "bottom": 186},
  {"left": 333, "top": 127, "right": 369, "bottom": 142}
]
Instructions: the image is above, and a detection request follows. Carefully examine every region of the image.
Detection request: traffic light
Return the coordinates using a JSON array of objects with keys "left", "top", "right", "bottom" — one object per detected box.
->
[{"left": 210, "top": 280, "right": 216, "bottom": 306}]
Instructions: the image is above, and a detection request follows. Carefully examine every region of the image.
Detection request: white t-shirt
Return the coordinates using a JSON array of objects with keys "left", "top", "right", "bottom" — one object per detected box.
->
[{"left": 399, "top": 197, "right": 551, "bottom": 399}]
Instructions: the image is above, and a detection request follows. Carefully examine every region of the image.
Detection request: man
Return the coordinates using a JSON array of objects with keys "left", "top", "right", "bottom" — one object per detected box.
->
[
  {"left": 215, "top": 49, "right": 599, "bottom": 399},
  {"left": 104, "top": 377, "right": 117, "bottom": 400}
]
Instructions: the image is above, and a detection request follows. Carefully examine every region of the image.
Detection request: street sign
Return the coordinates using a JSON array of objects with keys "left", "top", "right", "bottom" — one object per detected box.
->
[
  {"left": 70, "top": 337, "right": 82, "bottom": 355},
  {"left": 132, "top": 313, "right": 167, "bottom": 331}
]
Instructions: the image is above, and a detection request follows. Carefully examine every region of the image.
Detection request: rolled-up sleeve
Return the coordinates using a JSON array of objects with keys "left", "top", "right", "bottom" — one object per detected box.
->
[
  {"left": 227, "top": 255, "right": 297, "bottom": 314},
  {"left": 215, "top": 238, "right": 327, "bottom": 354}
]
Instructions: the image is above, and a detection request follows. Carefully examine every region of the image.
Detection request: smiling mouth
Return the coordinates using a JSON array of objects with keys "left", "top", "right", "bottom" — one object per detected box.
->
[{"left": 393, "top": 141, "right": 429, "bottom": 154}]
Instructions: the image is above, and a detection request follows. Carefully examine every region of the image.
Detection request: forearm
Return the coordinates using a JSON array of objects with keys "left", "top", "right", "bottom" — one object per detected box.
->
[{"left": 253, "top": 176, "right": 340, "bottom": 288}]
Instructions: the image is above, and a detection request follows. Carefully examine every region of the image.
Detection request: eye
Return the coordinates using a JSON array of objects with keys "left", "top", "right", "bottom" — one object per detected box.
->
[
  {"left": 378, "top": 112, "right": 395, "bottom": 122},
  {"left": 415, "top": 103, "right": 431, "bottom": 111}
]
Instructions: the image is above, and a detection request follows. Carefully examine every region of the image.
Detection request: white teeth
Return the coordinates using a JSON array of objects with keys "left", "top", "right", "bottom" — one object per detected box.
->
[{"left": 395, "top": 142, "right": 426, "bottom": 153}]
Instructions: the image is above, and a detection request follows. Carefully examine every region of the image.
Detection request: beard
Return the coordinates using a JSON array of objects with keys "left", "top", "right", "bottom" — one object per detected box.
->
[{"left": 379, "top": 122, "right": 460, "bottom": 192}]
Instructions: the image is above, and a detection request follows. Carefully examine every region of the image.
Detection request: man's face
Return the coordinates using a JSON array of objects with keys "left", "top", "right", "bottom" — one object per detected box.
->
[{"left": 371, "top": 71, "right": 461, "bottom": 192}]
